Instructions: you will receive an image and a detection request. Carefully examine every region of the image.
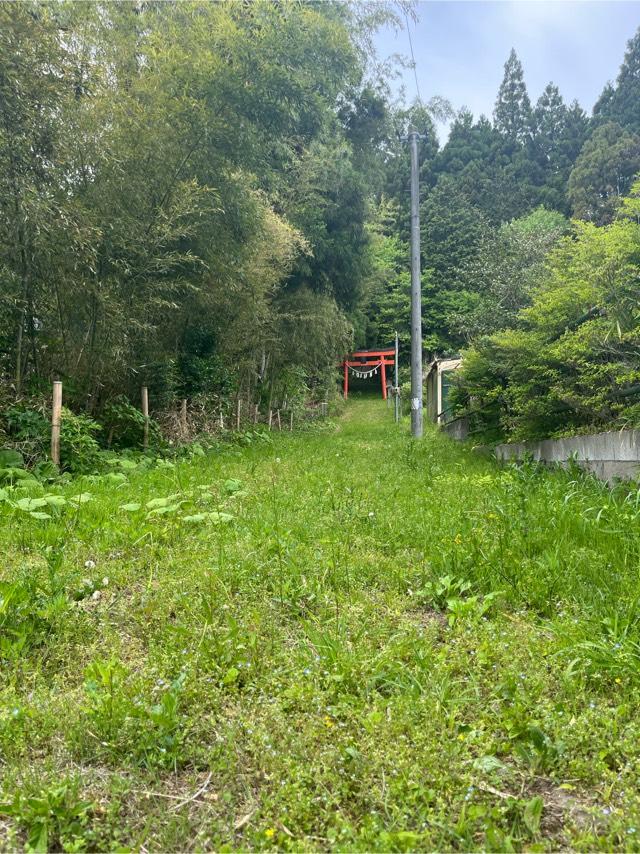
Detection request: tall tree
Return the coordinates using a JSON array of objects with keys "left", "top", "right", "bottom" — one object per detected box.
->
[
  {"left": 421, "top": 176, "right": 491, "bottom": 351},
  {"left": 450, "top": 206, "right": 568, "bottom": 341},
  {"left": 357, "top": 197, "right": 411, "bottom": 353},
  {"left": 568, "top": 121, "right": 640, "bottom": 224},
  {"left": 593, "top": 26, "right": 640, "bottom": 133},
  {"left": 494, "top": 49, "right": 533, "bottom": 146},
  {"left": 533, "top": 85, "right": 589, "bottom": 212},
  {"left": 0, "top": 3, "right": 71, "bottom": 394}
]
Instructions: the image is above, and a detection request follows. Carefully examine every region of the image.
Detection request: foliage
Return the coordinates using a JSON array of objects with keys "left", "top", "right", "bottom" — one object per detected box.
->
[
  {"left": 454, "top": 188, "right": 640, "bottom": 441},
  {"left": 0, "top": 0, "right": 390, "bottom": 418},
  {"left": 532, "top": 86, "right": 589, "bottom": 214},
  {"left": 451, "top": 207, "right": 568, "bottom": 341},
  {"left": 102, "top": 397, "right": 161, "bottom": 451},
  {"left": 58, "top": 409, "right": 102, "bottom": 474},
  {"left": 420, "top": 177, "right": 491, "bottom": 350},
  {"left": 357, "top": 198, "right": 411, "bottom": 354},
  {"left": 593, "top": 27, "right": 640, "bottom": 134},
  {"left": 493, "top": 49, "right": 533, "bottom": 146},
  {"left": 568, "top": 122, "right": 640, "bottom": 224},
  {"left": 0, "top": 780, "right": 92, "bottom": 853}
]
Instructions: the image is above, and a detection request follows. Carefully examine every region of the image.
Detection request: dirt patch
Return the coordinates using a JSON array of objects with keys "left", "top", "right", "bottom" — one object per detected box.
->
[
  {"left": 477, "top": 772, "right": 603, "bottom": 843},
  {"left": 526, "top": 776, "right": 598, "bottom": 836},
  {"left": 407, "top": 606, "right": 448, "bottom": 630}
]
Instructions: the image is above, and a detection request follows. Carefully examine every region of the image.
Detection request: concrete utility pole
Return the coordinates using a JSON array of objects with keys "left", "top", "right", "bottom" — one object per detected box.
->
[
  {"left": 394, "top": 330, "right": 400, "bottom": 424},
  {"left": 409, "top": 128, "right": 423, "bottom": 438}
]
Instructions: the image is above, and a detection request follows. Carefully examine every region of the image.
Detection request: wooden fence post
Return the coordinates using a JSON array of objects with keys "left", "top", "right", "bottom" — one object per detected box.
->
[
  {"left": 180, "top": 398, "right": 187, "bottom": 439},
  {"left": 268, "top": 409, "right": 273, "bottom": 430},
  {"left": 254, "top": 403, "right": 259, "bottom": 424},
  {"left": 141, "top": 386, "right": 149, "bottom": 450},
  {"left": 236, "top": 398, "right": 241, "bottom": 430},
  {"left": 51, "top": 380, "right": 62, "bottom": 466},
  {"left": 290, "top": 411, "right": 294, "bottom": 431},
  {"left": 219, "top": 409, "right": 224, "bottom": 430},
  {"left": 276, "top": 409, "right": 281, "bottom": 431}
]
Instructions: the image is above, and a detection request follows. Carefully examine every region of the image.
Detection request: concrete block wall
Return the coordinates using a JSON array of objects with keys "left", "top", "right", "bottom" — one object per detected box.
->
[
  {"left": 442, "top": 417, "right": 469, "bottom": 441},
  {"left": 495, "top": 430, "right": 640, "bottom": 484}
]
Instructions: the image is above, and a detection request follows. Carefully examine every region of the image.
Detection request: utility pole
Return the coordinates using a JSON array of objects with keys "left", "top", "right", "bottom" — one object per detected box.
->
[
  {"left": 409, "top": 128, "right": 423, "bottom": 437},
  {"left": 394, "top": 330, "right": 400, "bottom": 424}
]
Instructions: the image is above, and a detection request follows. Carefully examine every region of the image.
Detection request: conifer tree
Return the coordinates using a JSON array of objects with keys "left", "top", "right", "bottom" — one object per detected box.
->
[
  {"left": 568, "top": 121, "right": 640, "bottom": 224},
  {"left": 533, "top": 85, "right": 589, "bottom": 212},
  {"left": 494, "top": 49, "right": 533, "bottom": 145},
  {"left": 593, "top": 26, "right": 640, "bottom": 133}
]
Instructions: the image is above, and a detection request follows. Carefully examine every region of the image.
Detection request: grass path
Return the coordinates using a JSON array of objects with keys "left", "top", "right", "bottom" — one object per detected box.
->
[{"left": 2, "top": 398, "right": 640, "bottom": 850}]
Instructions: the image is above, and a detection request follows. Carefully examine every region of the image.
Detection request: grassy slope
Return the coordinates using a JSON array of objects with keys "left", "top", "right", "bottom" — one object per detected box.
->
[{"left": 2, "top": 398, "right": 640, "bottom": 851}]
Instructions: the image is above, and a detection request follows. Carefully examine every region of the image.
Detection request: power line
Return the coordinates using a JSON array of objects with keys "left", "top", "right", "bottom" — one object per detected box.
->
[{"left": 404, "top": 11, "right": 423, "bottom": 107}]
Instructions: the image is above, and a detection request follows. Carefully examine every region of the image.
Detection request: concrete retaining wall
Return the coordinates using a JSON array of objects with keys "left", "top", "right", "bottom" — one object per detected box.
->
[
  {"left": 495, "top": 430, "right": 640, "bottom": 483},
  {"left": 442, "top": 417, "right": 469, "bottom": 441}
]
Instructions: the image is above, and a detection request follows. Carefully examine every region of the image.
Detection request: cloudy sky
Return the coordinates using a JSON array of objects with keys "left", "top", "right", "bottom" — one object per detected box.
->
[{"left": 374, "top": 1, "right": 640, "bottom": 140}]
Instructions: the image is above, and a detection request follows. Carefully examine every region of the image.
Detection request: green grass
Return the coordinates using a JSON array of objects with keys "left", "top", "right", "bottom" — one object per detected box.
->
[{"left": 2, "top": 398, "right": 640, "bottom": 850}]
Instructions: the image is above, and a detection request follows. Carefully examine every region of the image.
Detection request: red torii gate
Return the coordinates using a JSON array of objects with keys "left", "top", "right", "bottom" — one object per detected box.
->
[{"left": 342, "top": 348, "right": 395, "bottom": 400}]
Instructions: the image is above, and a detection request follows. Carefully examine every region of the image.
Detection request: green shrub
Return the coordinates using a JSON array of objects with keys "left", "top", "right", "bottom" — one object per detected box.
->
[
  {"left": 59, "top": 409, "right": 102, "bottom": 473},
  {"left": 3, "top": 405, "right": 49, "bottom": 463},
  {"left": 102, "top": 396, "right": 161, "bottom": 450}
]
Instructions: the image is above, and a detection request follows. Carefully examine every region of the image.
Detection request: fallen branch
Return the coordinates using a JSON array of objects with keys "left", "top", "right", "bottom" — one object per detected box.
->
[{"left": 170, "top": 772, "right": 213, "bottom": 812}]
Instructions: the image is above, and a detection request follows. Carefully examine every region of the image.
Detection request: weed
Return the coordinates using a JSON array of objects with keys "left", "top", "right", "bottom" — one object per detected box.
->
[{"left": 0, "top": 780, "right": 92, "bottom": 852}]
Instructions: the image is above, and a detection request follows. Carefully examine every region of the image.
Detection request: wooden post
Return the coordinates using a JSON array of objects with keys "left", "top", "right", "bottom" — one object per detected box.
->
[
  {"left": 290, "top": 411, "right": 294, "bottom": 431},
  {"left": 343, "top": 361, "right": 348, "bottom": 399},
  {"left": 268, "top": 409, "right": 273, "bottom": 430},
  {"left": 141, "top": 386, "right": 149, "bottom": 449},
  {"left": 254, "top": 403, "right": 259, "bottom": 424},
  {"left": 51, "top": 380, "right": 62, "bottom": 466},
  {"left": 219, "top": 410, "right": 224, "bottom": 430},
  {"left": 381, "top": 360, "right": 387, "bottom": 400},
  {"left": 236, "top": 398, "right": 241, "bottom": 430},
  {"left": 180, "top": 398, "right": 187, "bottom": 439},
  {"left": 277, "top": 409, "right": 281, "bottom": 431}
]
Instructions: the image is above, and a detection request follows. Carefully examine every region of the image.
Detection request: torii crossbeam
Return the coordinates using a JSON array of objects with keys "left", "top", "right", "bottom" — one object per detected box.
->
[{"left": 342, "top": 348, "right": 395, "bottom": 400}]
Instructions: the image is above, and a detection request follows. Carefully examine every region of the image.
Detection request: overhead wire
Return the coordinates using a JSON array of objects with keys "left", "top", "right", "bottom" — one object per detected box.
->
[{"left": 403, "top": 10, "right": 423, "bottom": 108}]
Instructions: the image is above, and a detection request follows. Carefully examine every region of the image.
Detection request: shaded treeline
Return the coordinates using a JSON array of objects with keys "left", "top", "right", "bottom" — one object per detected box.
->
[{"left": 0, "top": 0, "right": 401, "bottom": 417}]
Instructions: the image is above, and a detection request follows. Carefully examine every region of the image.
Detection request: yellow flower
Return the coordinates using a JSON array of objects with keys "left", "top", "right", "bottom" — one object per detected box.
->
[
  {"left": 323, "top": 715, "right": 334, "bottom": 728},
  {"left": 265, "top": 828, "right": 276, "bottom": 839},
  {"left": 454, "top": 534, "right": 463, "bottom": 545}
]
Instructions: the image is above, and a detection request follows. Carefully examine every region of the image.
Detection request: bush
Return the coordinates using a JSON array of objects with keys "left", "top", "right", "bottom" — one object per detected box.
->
[
  {"left": 59, "top": 409, "right": 102, "bottom": 473},
  {"left": 3, "top": 404, "right": 49, "bottom": 465},
  {"left": 102, "top": 396, "right": 161, "bottom": 450}
]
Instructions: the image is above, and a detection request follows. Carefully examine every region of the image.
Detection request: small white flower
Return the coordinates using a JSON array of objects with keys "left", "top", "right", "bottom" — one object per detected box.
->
[
  {"left": 84, "top": 559, "right": 96, "bottom": 569},
  {"left": 91, "top": 590, "right": 101, "bottom": 601},
  {"left": 102, "top": 577, "right": 109, "bottom": 587},
  {"left": 368, "top": 512, "right": 375, "bottom": 518}
]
